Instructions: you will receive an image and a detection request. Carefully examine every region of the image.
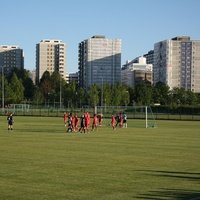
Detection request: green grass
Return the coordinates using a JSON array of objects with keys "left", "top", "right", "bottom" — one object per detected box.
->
[{"left": 0, "top": 116, "right": 200, "bottom": 200}]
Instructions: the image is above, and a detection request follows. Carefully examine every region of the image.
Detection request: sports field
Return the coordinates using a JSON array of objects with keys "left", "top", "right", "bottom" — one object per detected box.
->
[{"left": 0, "top": 116, "right": 200, "bottom": 200}]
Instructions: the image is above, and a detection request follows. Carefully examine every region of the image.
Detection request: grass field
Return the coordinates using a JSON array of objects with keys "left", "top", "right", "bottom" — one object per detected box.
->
[{"left": 0, "top": 116, "right": 200, "bottom": 200}]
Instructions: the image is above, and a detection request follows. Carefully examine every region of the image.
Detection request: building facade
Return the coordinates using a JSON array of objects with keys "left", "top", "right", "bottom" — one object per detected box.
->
[
  {"left": 36, "top": 39, "right": 66, "bottom": 84},
  {"left": 121, "top": 57, "right": 152, "bottom": 87},
  {"left": 66, "top": 72, "right": 78, "bottom": 84},
  {"left": 78, "top": 35, "right": 121, "bottom": 88},
  {"left": 143, "top": 50, "right": 154, "bottom": 65},
  {"left": 154, "top": 36, "right": 200, "bottom": 92},
  {"left": 0, "top": 45, "right": 24, "bottom": 74}
]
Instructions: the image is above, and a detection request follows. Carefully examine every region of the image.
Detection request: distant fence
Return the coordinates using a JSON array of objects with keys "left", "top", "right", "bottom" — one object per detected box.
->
[{"left": 1, "top": 105, "right": 200, "bottom": 121}]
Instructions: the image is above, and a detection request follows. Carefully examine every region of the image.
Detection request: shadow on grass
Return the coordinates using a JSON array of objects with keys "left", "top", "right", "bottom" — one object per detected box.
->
[
  {"left": 135, "top": 170, "right": 200, "bottom": 199},
  {"left": 136, "top": 188, "right": 200, "bottom": 199}
]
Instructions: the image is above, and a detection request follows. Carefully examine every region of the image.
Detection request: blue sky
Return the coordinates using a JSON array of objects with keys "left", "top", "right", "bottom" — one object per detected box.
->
[{"left": 1, "top": 0, "right": 200, "bottom": 73}]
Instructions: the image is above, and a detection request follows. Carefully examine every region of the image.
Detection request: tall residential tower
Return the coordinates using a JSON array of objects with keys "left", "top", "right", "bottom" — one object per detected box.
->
[
  {"left": 154, "top": 36, "right": 200, "bottom": 92},
  {"left": 78, "top": 35, "right": 121, "bottom": 88},
  {"left": 36, "top": 39, "right": 66, "bottom": 84},
  {"left": 0, "top": 45, "right": 24, "bottom": 74}
]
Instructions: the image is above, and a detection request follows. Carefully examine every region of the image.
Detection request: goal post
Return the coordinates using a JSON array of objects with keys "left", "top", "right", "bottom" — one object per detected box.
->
[{"left": 145, "top": 106, "right": 157, "bottom": 128}]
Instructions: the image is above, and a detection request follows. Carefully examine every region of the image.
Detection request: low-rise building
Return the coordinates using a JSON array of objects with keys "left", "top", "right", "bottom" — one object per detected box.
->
[{"left": 121, "top": 56, "right": 152, "bottom": 87}]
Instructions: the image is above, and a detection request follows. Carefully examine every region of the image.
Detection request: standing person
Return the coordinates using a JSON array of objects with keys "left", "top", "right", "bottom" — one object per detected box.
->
[
  {"left": 79, "top": 115, "right": 85, "bottom": 133},
  {"left": 67, "top": 113, "right": 73, "bottom": 132},
  {"left": 91, "top": 114, "right": 98, "bottom": 131},
  {"left": 71, "top": 114, "right": 75, "bottom": 132},
  {"left": 97, "top": 113, "right": 103, "bottom": 126},
  {"left": 111, "top": 114, "right": 116, "bottom": 130},
  {"left": 119, "top": 112, "right": 124, "bottom": 128},
  {"left": 74, "top": 113, "right": 79, "bottom": 132},
  {"left": 115, "top": 114, "right": 120, "bottom": 127},
  {"left": 123, "top": 113, "right": 128, "bottom": 128},
  {"left": 84, "top": 112, "right": 90, "bottom": 133},
  {"left": 7, "top": 113, "right": 14, "bottom": 130}
]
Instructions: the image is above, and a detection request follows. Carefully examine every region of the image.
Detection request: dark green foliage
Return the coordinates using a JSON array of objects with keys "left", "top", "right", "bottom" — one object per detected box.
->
[{"left": 1, "top": 69, "right": 200, "bottom": 108}]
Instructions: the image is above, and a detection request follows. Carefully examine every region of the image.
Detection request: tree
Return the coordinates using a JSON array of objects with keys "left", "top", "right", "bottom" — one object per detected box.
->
[
  {"left": 8, "top": 73, "right": 24, "bottom": 103},
  {"left": 171, "top": 87, "right": 187, "bottom": 105},
  {"left": 153, "top": 82, "right": 170, "bottom": 105},
  {"left": 127, "top": 86, "right": 135, "bottom": 106},
  {"left": 77, "top": 87, "right": 86, "bottom": 107},
  {"left": 11, "top": 68, "right": 35, "bottom": 100},
  {"left": 121, "top": 89, "right": 130, "bottom": 106},
  {"left": 39, "top": 71, "right": 52, "bottom": 102},
  {"left": 32, "top": 87, "right": 44, "bottom": 106},
  {"left": 134, "top": 81, "right": 153, "bottom": 105},
  {"left": 88, "top": 84, "right": 99, "bottom": 107},
  {"left": 111, "top": 84, "right": 122, "bottom": 106},
  {"left": 62, "top": 81, "right": 79, "bottom": 108},
  {"left": 185, "top": 90, "right": 198, "bottom": 105},
  {"left": 103, "top": 83, "right": 112, "bottom": 106}
]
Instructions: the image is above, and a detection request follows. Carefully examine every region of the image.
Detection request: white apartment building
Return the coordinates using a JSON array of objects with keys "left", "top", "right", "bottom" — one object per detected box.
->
[
  {"left": 121, "top": 57, "right": 152, "bottom": 87},
  {"left": 78, "top": 35, "right": 121, "bottom": 88},
  {"left": 154, "top": 36, "right": 200, "bottom": 92},
  {"left": 36, "top": 39, "right": 66, "bottom": 84}
]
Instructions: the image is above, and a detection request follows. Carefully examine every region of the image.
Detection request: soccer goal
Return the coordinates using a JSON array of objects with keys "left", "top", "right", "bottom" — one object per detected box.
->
[
  {"left": 7, "top": 104, "right": 30, "bottom": 114},
  {"left": 95, "top": 105, "right": 157, "bottom": 128},
  {"left": 144, "top": 106, "right": 157, "bottom": 128}
]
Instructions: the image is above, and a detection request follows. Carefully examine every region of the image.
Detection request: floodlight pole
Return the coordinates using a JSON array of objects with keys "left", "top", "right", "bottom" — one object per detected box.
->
[
  {"left": 145, "top": 106, "right": 148, "bottom": 128},
  {"left": 60, "top": 74, "right": 62, "bottom": 110},
  {"left": 1, "top": 66, "right": 4, "bottom": 114},
  {"left": 101, "top": 76, "right": 103, "bottom": 107}
]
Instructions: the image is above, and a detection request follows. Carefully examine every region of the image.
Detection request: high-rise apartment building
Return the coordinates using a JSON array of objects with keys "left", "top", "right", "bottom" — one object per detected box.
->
[
  {"left": 78, "top": 35, "right": 121, "bottom": 88},
  {"left": 154, "top": 36, "right": 200, "bottom": 92},
  {"left": 143, "top": 50, "right": 154, "bottom": 65},
  {"left": 36, "top": 39, "right": 66, "bottom": 84},
  {"left": 121, "top": 57, "right": 152, "bottom": 87},
  {"left": 66, "top": 72, "right": 78, "bottom": 84},
  {"left": 0, "top": 45, "right": 24, "bottom": 74}
]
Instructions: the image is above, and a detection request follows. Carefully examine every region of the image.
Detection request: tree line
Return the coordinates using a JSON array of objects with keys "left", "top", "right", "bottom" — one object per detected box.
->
[{"left": 1, "top": 68, "right": 200, "bottom": 108}]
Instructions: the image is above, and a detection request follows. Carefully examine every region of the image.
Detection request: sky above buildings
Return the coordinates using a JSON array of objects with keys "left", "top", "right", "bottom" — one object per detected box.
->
[{"left": 1, "top": 0, "right": 200, "bottom": 73}]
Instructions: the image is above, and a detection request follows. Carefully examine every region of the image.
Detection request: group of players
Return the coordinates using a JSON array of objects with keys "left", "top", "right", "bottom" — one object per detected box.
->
[
  {"left": 63, "top": 112, "right": 127, "bottom": 133},
  {"left": 4, "top": 111, "right": 127, "bottom": 133},
  {"left": 63, "top": 112, "right": 103, "bottom": 133},
  {"left": 111, "top": 112, "right": 127, "bottom": 130}
]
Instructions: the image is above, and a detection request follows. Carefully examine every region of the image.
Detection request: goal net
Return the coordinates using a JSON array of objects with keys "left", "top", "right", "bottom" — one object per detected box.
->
[
  {"left": 5, "top": 104, "right": 30, "bottom": 114},
  {"left": 95, "top": 106, "right": 157, "bottom": 128}
]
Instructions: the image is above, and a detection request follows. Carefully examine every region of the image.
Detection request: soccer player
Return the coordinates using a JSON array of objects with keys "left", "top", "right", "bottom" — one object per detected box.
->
[
  {"left": 119, "top": 112, "right": 124, "bottom": 128},
  {"left": 91, "top": 114, "right": 98, "bottom": 131},
  {"left": 7, "top": 113, "right": 14, "bottom": 130},
  {"left": 97, "top": 113, "right": 103, "bottom": 126},
  {"left": 123, "top": 113, "right": 128, "bottom": 128},
  {"left": 74, "top": 113, "right": 79, "bottom": 132},
  {"left": 79, "top": 115, "right": 85, "bottom": 133},
  {"left": 84, "top": 112, "right": 90, "bottom": 133},
  {"left": 111, "top": 115, "right": 116, "bottom": 130},
  {"left": 67, "top": 113, "right": 73, "bottom": 132}
]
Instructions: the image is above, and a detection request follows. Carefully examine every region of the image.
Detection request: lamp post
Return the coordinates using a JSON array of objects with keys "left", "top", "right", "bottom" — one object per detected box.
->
[
  {"left": 59, "top": 75, "right": 62, "bottom": 110},
  {"left": 1, "top": 66, "right": 4, "bottom": 114},
  {"left": 101, "top": 76, "right": 103, "bottom": 107},
  {"left": 100, "top": 67, "right": 104, "bottom": 108}
]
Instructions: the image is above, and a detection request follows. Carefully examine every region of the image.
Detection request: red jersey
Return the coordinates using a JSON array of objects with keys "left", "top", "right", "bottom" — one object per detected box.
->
[
  {"left": 93, "top": 115, "right": 98, "bottom": 125},
  {"left": 111, "top": 116, "right": 116, "bottom": 124}
]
